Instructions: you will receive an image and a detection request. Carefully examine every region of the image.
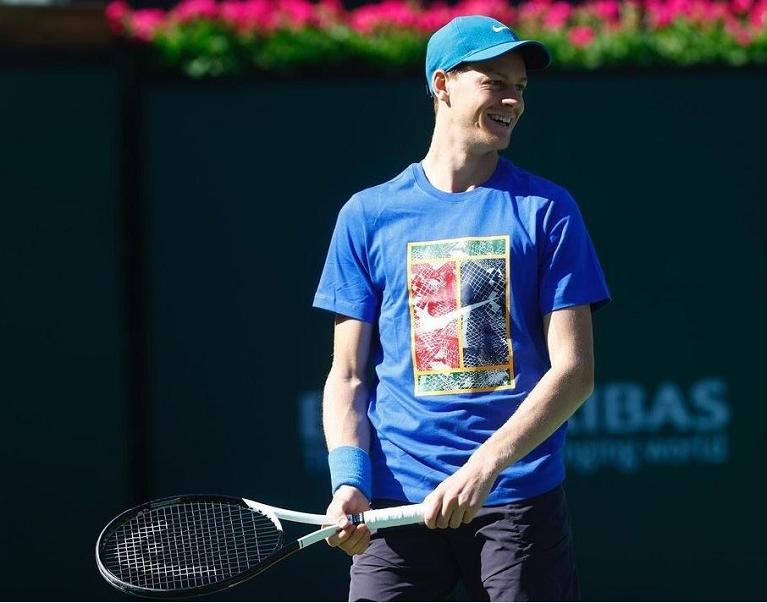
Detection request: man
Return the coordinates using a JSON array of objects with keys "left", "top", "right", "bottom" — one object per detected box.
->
[{"left": 313, "top": 15, "right": 610, "bottom": 601}]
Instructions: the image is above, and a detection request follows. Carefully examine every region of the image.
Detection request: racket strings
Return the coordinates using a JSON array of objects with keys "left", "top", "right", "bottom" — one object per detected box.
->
[{"left": 100, "top": 501, "right": 282, "bottom": 590}]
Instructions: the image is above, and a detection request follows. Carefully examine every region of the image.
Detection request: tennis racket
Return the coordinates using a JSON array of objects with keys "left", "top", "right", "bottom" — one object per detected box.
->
[{"left": 96, "top": 494, "right": 425, "bottom": 598}]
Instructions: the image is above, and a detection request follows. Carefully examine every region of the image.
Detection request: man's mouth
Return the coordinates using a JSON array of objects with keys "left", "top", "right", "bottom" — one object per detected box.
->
[{"left": 488, "top": 113, "right": 513, "bottom": 127}]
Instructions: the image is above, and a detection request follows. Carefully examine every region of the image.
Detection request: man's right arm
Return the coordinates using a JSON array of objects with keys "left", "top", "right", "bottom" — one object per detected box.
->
[{"left": 323, "top": 314, "right": 374, "bottom": 556}]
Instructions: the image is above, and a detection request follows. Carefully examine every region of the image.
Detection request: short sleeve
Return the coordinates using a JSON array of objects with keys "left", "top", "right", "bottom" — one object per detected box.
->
[
  {"left": 538, "top": 192, "right": 610, "bottom": 315},
  {"left": 313, "top": 196, "right": 380, "bottom": 323}
]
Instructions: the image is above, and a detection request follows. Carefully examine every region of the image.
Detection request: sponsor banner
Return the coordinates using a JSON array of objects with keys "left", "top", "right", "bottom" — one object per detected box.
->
[{"left": 566, "top": 378, "right": 731, "bottom": 474}]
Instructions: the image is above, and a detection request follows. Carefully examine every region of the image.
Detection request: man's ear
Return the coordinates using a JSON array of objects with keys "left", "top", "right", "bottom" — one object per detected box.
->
[{"left": 432, "top": 69, "right": 450, "bottom": 103}]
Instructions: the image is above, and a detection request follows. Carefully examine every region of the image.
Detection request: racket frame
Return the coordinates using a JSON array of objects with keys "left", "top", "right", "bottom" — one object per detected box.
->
[{"left": 96, "top": 494, "right": 424, "bottom": 599}]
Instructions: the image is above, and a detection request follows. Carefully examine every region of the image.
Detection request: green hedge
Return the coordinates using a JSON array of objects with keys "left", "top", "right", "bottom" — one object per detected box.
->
[{"left": 106, "top": 0, "right": 767, "bottom": 76}]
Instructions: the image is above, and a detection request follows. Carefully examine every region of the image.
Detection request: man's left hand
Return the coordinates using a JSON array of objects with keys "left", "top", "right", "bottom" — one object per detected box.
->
[{"left": 423, "top": 456, "right": 499, "bottom": 529}]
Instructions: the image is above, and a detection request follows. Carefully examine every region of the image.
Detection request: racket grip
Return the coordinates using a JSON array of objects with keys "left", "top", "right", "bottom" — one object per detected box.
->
[{"left": 352, "top": 504, "right": 425, "bottom": 530}]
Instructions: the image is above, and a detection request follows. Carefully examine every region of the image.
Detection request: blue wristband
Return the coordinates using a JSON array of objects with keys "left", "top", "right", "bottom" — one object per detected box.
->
[{"left": 328, "top": 446, "right": 372, "bottom": 501}]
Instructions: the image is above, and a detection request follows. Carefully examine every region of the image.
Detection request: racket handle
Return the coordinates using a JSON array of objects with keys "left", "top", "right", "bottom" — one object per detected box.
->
[{"left": 352, "top": 504, "right": 425, "bottom": 530}]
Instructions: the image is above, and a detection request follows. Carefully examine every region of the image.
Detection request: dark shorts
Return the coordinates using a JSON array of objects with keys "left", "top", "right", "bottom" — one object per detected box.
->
[{"left": 349, "top": 486, "right": 579, "bottom": 602}]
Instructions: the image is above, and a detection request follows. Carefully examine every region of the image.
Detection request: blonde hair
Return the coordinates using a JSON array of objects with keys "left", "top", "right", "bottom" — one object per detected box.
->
[{"left": 431, "top": 65, "right": 471, "bottom": 115}]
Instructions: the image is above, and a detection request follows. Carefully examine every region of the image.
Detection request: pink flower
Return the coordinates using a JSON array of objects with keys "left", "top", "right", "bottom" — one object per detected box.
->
[
  {"left": 671, "top": 0, "right": 695, "bottom": 18},
  {"left": 130, "top": 9, "right": 166, "bottom": 41},
  {"left": 518, "top": 0, "right": 553, "bottom": 25},
  {"left": 568, "top": 24, "right": 596, "bottom": 46},
  {"left": 725, "top": 17, "right": 753, "bottom": 42},
  {"left": 730, "top": 0, "right": 753, "bottom": 14},
  {"left": 590, "top": 0, "right": 621, "bottom": 22},
  {"left": 646, "top": 0, "right": 675, "bottom": 27},
  {"left": 416, "top": 2, "right": 456, "bottom": 32},
  {"left": 315, "top": 0, "right": 344, "bottom": 28},
  {"left": 698, "top": 1, "right": 726, "bottom": 23},
  {"left": 219, "top": 1, "right": 247, "bottom": 32},
  {"left": 278, "top": 0, "right": 316, "bottom": 28},
  {"left": 349, "top": 0, "right": 420, "bottom": 34},
  {"left": 105, "top": 0, "right": 130, "bottom": 34},
  {"left": 220, "top": 0, "right": 275, "bottom": 33},
  {"left": 542, "top": 1, "right": 572, "bottom": 30},
  {"left": 749, "top": 0, "right": 767, "bottom": 25},
  {"left": 452, "top": 0, "right": 515, "bottom": 24},
  {"left": 171, "top": 0, "right": 218, "bottom": 23},
  {"left": 735, "top": 27, "right": 753, "bottom": 43}
]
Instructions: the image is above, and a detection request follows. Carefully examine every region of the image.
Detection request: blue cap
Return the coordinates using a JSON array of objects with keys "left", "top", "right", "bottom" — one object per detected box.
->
[{"left": 425, "top": 15, "right": 551, "bottom": 94}]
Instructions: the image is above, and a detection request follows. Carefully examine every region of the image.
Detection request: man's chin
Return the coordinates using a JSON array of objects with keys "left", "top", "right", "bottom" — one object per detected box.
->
[
  {"left": 491, "top": 137, "right": 513, "bottom": 152},
  {"left": 487, "top": 131, "right": 513, "bottom": 151}
]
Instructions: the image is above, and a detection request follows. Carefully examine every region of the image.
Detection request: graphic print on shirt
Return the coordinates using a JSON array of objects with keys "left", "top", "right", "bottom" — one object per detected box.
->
[{"left": 407, "top": 235, "right": 514, "bottom": 395}]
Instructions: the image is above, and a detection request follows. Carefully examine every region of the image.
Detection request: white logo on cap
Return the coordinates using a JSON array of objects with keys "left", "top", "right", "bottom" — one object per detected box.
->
[{"left": 492, "top": 24, "right": 510, "bottom": 32}]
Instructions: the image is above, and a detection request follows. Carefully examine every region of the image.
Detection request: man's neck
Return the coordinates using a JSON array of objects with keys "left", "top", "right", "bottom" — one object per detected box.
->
[{"left": 422, "top": 138, "right": 499, "bottom": 193}]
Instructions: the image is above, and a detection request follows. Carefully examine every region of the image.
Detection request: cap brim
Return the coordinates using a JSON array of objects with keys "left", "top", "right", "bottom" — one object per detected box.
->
[{"left": 460, "top": 40, "right": 551, "bottom": 70}]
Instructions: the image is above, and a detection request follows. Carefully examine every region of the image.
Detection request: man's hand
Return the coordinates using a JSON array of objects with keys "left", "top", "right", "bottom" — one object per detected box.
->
[
  {"left": 423, "top": 455, "right": 499, "bottom": 529},
  {"left": 324, "top": 485, "right": 372, "bottom": 556}
]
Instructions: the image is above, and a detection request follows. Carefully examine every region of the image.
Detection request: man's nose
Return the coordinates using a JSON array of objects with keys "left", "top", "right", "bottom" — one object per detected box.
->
[
  {"left": 501, "top": 94, "right": 523, "bottom": 110},
  {"left": 503, "top": 88, "right": 522, "bottom": 105}
]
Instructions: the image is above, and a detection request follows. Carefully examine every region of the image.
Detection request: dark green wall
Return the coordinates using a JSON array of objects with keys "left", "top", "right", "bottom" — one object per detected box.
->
[
  {"left": 3, "top": 67, "right": 765, "bottom": 600},
  {"left": 531, "top": 71, "right": 766, "bottom": 600},
  {"left": 1, "top": 67, "right": 127, "bottom": 598}
]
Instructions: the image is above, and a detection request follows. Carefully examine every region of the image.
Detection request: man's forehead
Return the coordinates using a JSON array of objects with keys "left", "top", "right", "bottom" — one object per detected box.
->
[{"left": 465, "top": 53, "right": 528, "bottom": 78}]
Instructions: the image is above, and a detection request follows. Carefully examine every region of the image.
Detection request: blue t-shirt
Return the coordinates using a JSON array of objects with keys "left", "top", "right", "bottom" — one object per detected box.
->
[{"left": 313, "top": 157, "right": 610, "bottom": 504}]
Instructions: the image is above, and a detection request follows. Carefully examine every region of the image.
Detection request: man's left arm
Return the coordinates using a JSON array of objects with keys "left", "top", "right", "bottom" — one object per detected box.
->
[{"left": 423, "top": 304, "right": 595, "bottom": 529}]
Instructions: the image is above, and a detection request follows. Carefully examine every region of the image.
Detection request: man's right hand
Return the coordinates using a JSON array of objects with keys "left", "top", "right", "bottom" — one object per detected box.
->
[{"left": 324, "top": 485, "right": 371, "bottom": 556}]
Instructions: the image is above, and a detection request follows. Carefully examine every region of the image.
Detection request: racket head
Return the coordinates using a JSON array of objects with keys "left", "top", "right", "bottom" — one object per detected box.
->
[{"left": 96, "top": 494, "right": 285, "bottom": 599}]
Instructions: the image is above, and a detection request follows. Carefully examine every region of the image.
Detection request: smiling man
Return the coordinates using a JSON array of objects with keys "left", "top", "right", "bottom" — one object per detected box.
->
[{"left": 313, "top": 15, "right": 610, "bottom": 601}]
